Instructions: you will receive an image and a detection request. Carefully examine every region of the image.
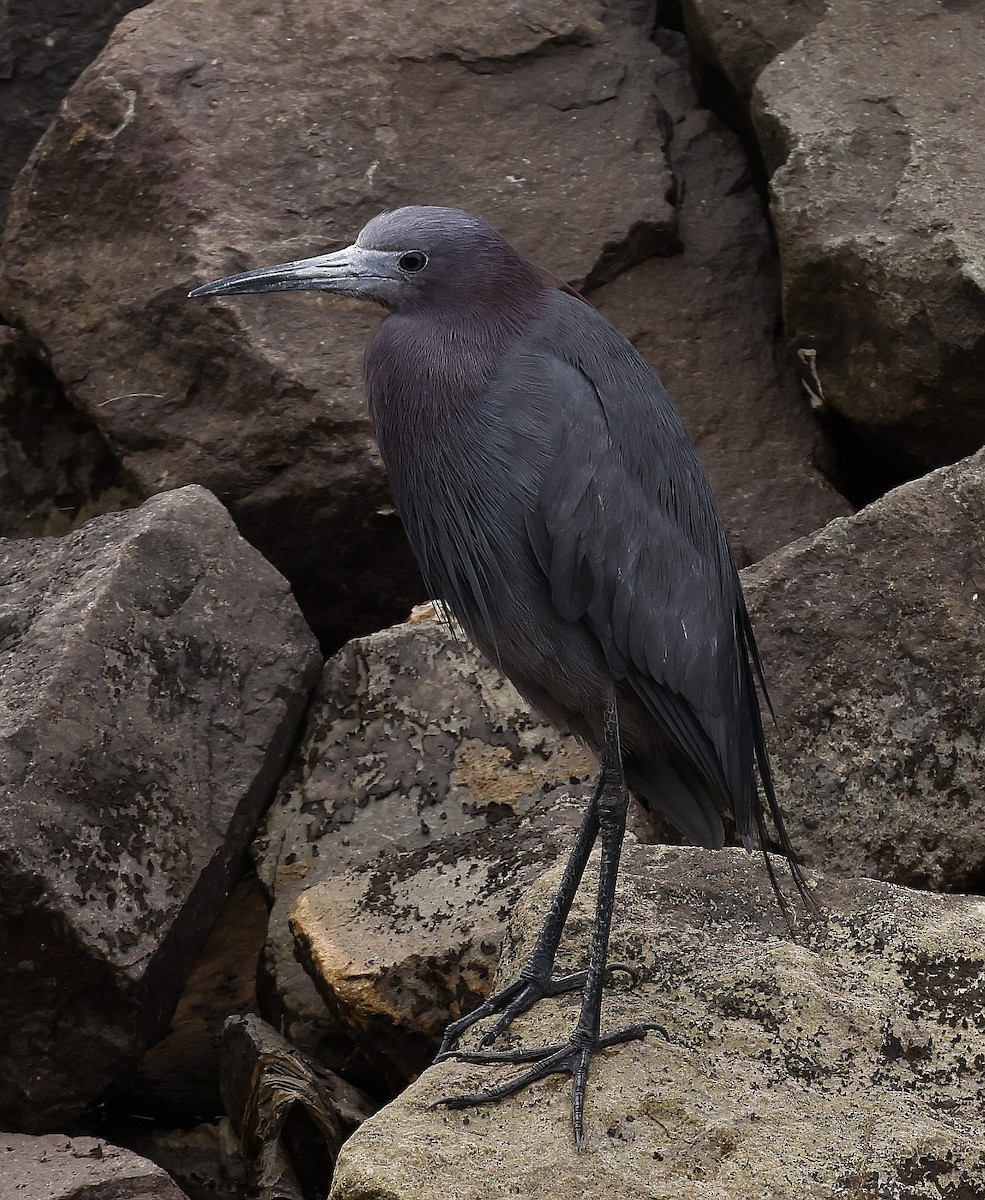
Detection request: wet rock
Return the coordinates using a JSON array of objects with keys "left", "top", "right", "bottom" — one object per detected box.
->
[
  {"left": 685, "top": 0, "right": 985, "bottom": 472},
  {"left": 220, "top": 1014, "right": 374, "bottom": 1200},
  {"left": 745, "top": 448, "right": 985, "bottom": 891},
  {"left": 0, "top": 485, "right": 321, "bottom": 1131},
  {"left": 1, "top": 1132, "right": 190, "bottom": 1200},
  {"left": 0, "top": 0, "right": 675, "bottom": 646},
  {"left": 329, "top": 843, "right": 985, "bottom": 1197},
  {"left": 0, "top": 326, "right": 139, "bottom": 537},
  {"left": 253, "top": 615, "right": 642, "bottom": 1085},
  {"left": 593, "top": 31, "right": 849, "bottom": 566}
]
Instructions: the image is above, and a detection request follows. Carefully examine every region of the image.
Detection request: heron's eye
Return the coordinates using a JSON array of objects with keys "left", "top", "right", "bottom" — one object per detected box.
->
[{"left": 398, "top": 251, "right": 428, "bottom": 273}]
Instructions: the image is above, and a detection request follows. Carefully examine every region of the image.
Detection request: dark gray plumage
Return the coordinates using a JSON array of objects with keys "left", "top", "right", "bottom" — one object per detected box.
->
[{"left": 191, "top": 205, "right": 809, "bottom": 1144}]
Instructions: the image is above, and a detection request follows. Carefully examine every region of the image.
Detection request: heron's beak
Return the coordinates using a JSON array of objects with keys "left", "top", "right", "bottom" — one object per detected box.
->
[{"left": 189, "top": 245, "right": 398, "bottom": 301}]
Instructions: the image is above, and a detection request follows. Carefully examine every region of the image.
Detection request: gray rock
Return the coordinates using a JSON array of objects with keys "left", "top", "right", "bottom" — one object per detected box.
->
[
  {"left": 745, "top": 449, "right": 985, "bottom": 891},
  {"left": 289, "top": 793, "right": 587, "bottom": 1085},
  {"left": 0, "top": 1133, "right": 190, "bottom": 1200},
  {"left": 0, "top": 0, "right": 675, "bottom": 646},
  {"left": 0, "top": 486, "right": 321, "bottom": 1130},
  {"left": 329, "top": 843, "right": 985, "bottom": 1197},
  {"left": 685, "top": 0, "right": 985, "bottom": 471},
  {"left": 114, "top": 1123, "right": 249, "bottom": 1200}
]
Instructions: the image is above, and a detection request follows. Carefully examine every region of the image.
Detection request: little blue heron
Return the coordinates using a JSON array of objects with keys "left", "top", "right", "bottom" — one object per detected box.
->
[{"left": 190, "top": 205, "right": 810, "bottom": 1144}]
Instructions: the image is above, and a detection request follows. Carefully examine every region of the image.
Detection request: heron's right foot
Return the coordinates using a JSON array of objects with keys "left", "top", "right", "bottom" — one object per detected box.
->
[{"left": 435, "top": 962, "right": 637, "bottom": 1060}]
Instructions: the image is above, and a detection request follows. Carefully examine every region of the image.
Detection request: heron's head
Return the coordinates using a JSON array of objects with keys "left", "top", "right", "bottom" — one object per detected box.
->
[{"left": 190, "top": 206, "right": 545, "bottom": 316}]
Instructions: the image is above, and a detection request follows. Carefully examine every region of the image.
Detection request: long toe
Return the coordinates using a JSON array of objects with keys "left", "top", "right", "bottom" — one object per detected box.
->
[
  {"left": 438, "top": 965, "right": 638, "bottom": 1059},
  {"left": 434, "top": 1022, "right": 655, "bottom": 1141}
]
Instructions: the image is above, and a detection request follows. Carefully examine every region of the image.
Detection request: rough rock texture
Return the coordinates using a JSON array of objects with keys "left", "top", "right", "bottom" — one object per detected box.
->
[
  {"left": 0, "top": 325, "right": 140, "bottom": 537},
  {"left": 0, "top": 486, "right": 321, "bottom": 1131},
  {"left": 329, "top": 843, "right": 985, "bottom": 1198},
  {"left": 745, "top": 449, "right": 985, "bottom": 892},
  {"left": 253, "top": 615, "right": 643, "bottom": 1087},
  {"left": 122, "top": 1123, "right": 249, "bottom": 1200},
  {"left": 0, "top": 0, "right": 848, "bottom": 645},
  {"left": 0, "top": 0, "right": 149, "bottom": 229},
  {"left": 592, "top": 31, "right": 848, "bottom": 566},
  {"left": 685, "top": 0, "right": 985, "bottom": 472},
  {"left": 290, "top": 793, "right": 587, "bottom": 1085},
  {"left": 1, "top": 1133, "right": 190, "bottom": 1200}
]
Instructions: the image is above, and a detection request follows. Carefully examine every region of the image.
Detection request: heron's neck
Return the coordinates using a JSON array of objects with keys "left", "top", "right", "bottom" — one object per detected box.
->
[{"left": 364, "top": 297, "right": 545, "bottom": 449}]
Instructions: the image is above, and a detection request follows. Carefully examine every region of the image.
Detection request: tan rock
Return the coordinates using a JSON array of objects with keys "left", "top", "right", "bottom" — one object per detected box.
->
[{"left": 329, "top": 843, "right": 985, "bottom": 1198}]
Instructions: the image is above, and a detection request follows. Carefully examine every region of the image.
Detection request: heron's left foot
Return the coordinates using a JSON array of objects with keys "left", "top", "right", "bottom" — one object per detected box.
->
[{"left": 433, "top": 1022, "right": 656, "bottom": 1144}]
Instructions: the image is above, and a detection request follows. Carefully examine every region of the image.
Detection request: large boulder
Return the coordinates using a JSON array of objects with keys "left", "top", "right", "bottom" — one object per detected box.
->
[
  {"left": 746, "top": 448, "right": 985, "bottom": 891},
  {"left": 0, "top": 486, "right": 321, "bottom": 1130},
  {"left": 685, "top": 0, "right": 985, "bottom": 472},
  {"left": 329, "top": 843, "right": 985, "bottom": 1198},
  {"left": 0, "top": 0, "right": 846, "bottom": 645}
]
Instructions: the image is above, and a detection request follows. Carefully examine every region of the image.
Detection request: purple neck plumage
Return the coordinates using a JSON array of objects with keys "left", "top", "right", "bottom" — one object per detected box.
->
[{"left": 364, "top": 251, "right": 551, "bottom": 446}]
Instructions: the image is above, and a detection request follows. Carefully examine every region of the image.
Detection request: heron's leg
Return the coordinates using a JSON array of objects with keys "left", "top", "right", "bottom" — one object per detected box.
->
[
  {"left": 437, "top": 733, "right": 635, "bottom": 1058},
  {"left": 436, "top": 695, "right": 654, "bottom": 1144}
]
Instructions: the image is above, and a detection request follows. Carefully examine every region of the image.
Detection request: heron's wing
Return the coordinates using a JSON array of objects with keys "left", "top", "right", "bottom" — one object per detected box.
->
[{"left": 516, "top": 296, "right": 756, "bottom": 836}]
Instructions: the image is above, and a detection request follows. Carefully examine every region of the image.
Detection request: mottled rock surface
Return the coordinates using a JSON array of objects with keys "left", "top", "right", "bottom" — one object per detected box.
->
[
  {"left": 290, "top": 794, "right": 586, "bottom": 1085},
  {"left": 1, "top": 1133, "right": 190, "bottom": 1200},
  {"left": 686, "top": 0, "right": 985, "bottom": 471},
  {"left": 746, "top": 449, "right": 985, "bottom": 891},
  {"left": 254, "top": 616, "right": 636, "bottom": 1086},
  {"left": 330, "top": 844, "right": 985, "bottom": 1198},
  {"left": 0, "top": 486, "right": 321, "bottom": 1130}
]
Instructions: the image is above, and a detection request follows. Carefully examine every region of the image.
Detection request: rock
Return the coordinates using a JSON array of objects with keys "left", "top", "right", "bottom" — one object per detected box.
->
[
  {"left": 0, "top": 326, "right": 140, "bottom": 538},
  {"left": 289, "top": 796, "right": 587, "bottom": 1086},
  {"left": 744, "top": 448, "right": 985, "bottom": 891},
  {"left": 219, "top": 1014, "right": 374, "bottom": 1200},
  {"left": 119, "top": 1123, "right": 249, "bottom": 1200},
  {"left": 118, "top": 872, "right": 270, "bottom": 1126},
  {"left": 0, "top": 0, "right": 147, "bottom": 227},
  {"left": 685, "top": 0, "right": 985, "bottom": 472},
  {"left": 1, "top": 1133, "right": 190, "bottom": 1200},
  {"left": 0, "top": 0, "right": 676, "bottom": 646},
  {"left": 253, "top": 616, "right": 650, "bottom": 1086},
  {"left": 0, "top": 486, "right": 321, "bottom": 1131},
  {"left": 593, "top": 31, "right": 849, "bottom": 566},
  {"left": 328, "top": 842, "right": 985, "bottom": 1197}
]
